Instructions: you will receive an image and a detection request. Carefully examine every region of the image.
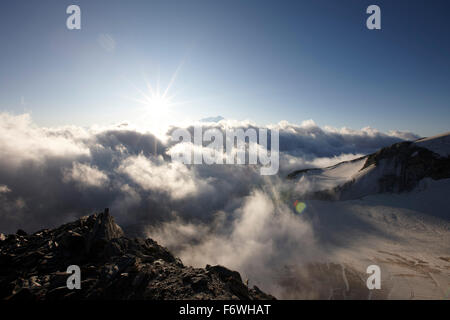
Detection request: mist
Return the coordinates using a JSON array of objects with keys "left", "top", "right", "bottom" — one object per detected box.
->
[{"left": 0, "top": 112, "right": 421, "bottom": 297}]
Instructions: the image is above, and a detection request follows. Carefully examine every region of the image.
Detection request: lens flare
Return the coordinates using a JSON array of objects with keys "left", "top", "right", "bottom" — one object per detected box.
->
[
  {"left": 293, "top": 200, "right": 307, "bottom": 214},
  {"left": 444, "top": 287, "right": 450, "bottom": 300}
]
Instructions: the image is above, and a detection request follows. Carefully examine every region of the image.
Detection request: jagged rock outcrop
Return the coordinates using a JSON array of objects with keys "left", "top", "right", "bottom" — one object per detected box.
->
[
  {"left": 361, "top": 141, "right": 450, "bottom": 191},
  {"left": 287, "top": 133, "right": 450, "bottom": 200},
  {"left": 0, "top": 210, "right": 274, "bottom": 300}
]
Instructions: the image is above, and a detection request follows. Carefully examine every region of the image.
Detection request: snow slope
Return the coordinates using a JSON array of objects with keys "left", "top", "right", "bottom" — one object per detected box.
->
[
  {"left": 294, "top": 158, "right": 366, "bottom": 193},
  {"left": 289, "top": 132, "right": 450, "bottom": 200},
  {"left": 279, "top": 133, "right": 450, "bottom": 299},
  {"left": 274, "top": 179, "right": 450, "bottom": 299},
  {"left": 414, "top": 132, "right": 450, "bottom": 157}
]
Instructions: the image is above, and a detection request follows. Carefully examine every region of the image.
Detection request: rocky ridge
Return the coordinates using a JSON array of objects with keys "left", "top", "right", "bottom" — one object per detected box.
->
[
  {"left": 287, "top": 133, "right": 450, "bottom": 200},
  {"left": 0, "top": 209, "right": 274, "bottom": 300}
]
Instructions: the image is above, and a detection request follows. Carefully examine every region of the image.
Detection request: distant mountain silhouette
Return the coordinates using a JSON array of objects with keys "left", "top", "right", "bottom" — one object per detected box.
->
[{"left": 200, "top": 116, "right": 225, "bottom": 123}]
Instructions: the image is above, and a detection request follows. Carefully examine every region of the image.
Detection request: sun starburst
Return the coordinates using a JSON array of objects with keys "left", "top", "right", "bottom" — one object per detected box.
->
[{"left": 125, "top": 63, "right": 187, "bottom": 140}]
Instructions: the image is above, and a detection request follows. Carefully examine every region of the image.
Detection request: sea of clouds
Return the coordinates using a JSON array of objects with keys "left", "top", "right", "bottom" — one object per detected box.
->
[{"left": 0, "top": 112, "right": 420, "bottom": 297}]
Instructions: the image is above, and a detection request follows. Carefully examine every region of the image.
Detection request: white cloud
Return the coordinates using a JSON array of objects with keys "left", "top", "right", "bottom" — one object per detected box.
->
[
  {"left": 0, "top": 112, "right": 420, "bottom": 233},
  {"left": 63, "top": 162, "right": 109, "bottom": 188},
  {"left": 146, "top": 190, "right": 319, "bottom": 295},
  {"left": 0, "top": 113, "right": 89, "bottom": 167},
  {"left": 117, "top": 154, "right": 211, "bottom": 200},
  {"left": 0, "top": 112, "right": 429, "bottom": 297}
]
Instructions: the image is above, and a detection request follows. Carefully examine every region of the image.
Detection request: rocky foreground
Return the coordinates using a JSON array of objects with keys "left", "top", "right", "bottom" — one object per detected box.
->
[{"left": 0, "top": 210, "right": 274, "bottom": 300}]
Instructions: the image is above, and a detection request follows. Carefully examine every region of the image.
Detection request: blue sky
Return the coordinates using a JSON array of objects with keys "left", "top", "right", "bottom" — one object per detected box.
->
[{"left": 0, "top": 0, "right": 449, "bottom": 136}]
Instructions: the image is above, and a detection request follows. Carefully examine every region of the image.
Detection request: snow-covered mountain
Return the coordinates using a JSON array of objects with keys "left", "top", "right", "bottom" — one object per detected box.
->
[
  {"left": 288, "top": 132, "right": 450, "bottom": 201},
  {"left": 281, "top": 133, "right": 450, "bottom": 299}
]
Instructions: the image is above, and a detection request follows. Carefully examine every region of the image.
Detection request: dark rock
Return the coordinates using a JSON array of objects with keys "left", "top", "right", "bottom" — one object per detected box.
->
[
  {"left": 190, "top": 275, "right": 209, "bottom": 291},
  {"left": 5, "top": 287, "right": 36, "bottom": 301},
  {"left": 86, "top": 209, "right": 125, "bottom": 256},
  {"left": 206, "top": 264, "right": 242, "bottom": 282},
  {"left": 46, "top": 286, "right": 71, "bottom": 300},
  {"left": 59, "top": 231, "right": 85, "bottom": 254},
  {"left": 0, "top": 211, "right": 274, "bottom": 300},
  {"left": 16, "top": 229, "right": 27, "bottom": 236}
]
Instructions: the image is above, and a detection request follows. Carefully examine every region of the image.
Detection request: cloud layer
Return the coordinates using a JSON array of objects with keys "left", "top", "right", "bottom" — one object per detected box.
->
[
  {"left": 0, "top": 112, "right": 421, "bottom": 296},
  {"left": 0, "top": 111, "right": 420, "bottom": 236}
]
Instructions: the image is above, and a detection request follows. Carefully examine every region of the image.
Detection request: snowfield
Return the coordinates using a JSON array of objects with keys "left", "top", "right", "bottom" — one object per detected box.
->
[
  {"left": 274, "top": 178, "right": 450, "bottom": 299},
  {"left": 414, "top": 132, "right": 450, "bottom": 157},
  {"left": 280, "top": 133, "right": 450, "bottom": 299},
  {"left": 295, "top": 158, "right": 366, "bottom": 193}
]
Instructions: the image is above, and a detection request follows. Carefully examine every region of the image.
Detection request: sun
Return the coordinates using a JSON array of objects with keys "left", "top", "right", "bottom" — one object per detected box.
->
[
  {"left": 128, "top": 74, "right": 181, "bottom": 140},
  {"left": 147, "top": 93, "right": 171, "bottom": 110},
  {"left": 124, "top": 63, "right": 189, "bottom": 139},
  {"left": 134, "top": 90, "right": 175, "bottom": 139},
  {"left": 138, "top": 88, "right": 174, "bottom": 119},
  {"left": 134, "top": 80, "right": 176, "bottom": 114}
]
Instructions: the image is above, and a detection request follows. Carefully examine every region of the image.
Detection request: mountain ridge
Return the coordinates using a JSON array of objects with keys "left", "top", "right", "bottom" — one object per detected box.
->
[
  {"left": 287, "top": 132, "right": 450, "bottom": 200},
  {"left": 0, "top": 209, "right": 275, "bottom": 300}
]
